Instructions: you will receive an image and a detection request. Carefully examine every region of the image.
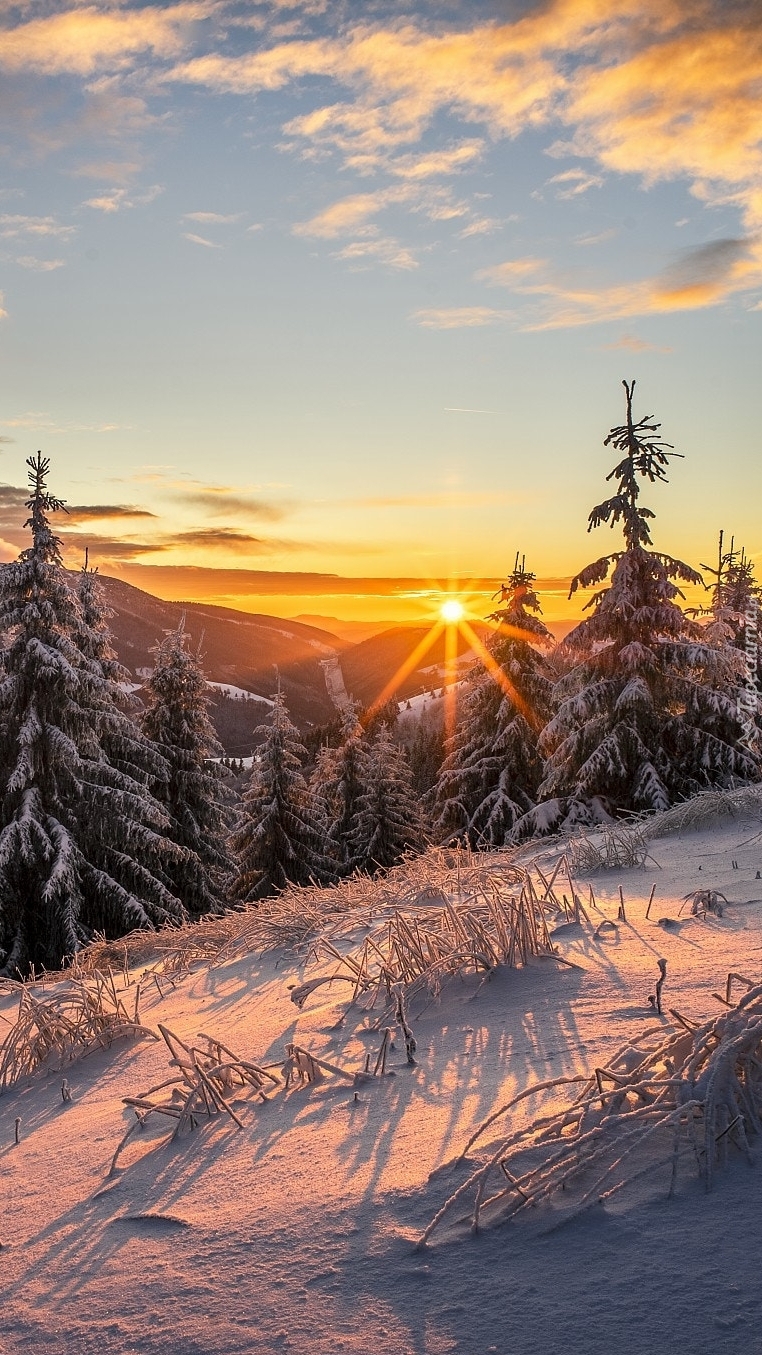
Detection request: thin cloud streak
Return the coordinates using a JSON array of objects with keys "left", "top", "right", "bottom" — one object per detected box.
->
[{"left": 414, "top": 306, "right": 513, "bottom": 328}]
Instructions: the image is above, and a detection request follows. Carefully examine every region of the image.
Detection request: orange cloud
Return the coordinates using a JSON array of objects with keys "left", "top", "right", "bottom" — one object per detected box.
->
[
  {"left": 478, "top": 236, "right": 762, "bottom": 327},
  {"left": 170, "top": 0, "right": 762, "bottom": 311},
  {"left": 0, "top": 3, "right": 208, "bottom": 76}
]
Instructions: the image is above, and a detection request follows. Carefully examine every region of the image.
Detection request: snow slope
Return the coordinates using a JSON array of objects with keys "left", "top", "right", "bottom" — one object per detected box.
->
[{"left": 1, "top": 814, "right": 762, "bottom": 1355}]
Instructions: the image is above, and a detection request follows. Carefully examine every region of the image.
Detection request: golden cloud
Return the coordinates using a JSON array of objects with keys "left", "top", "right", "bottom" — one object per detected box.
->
[
  {"left": 5, "top": 0, "right": 762, "bottom": 317},
  {"left": 173, "top": 0, "right": 762, "bottom": 311},
  {"left": 0, "top": 3, "right": 209, "bottom": 76},
  {"left": 478, "top": 236, "right": 762, "bottom": 327},
  {"left": 294, "top": 185, "right": 413, "bottom": 238}
]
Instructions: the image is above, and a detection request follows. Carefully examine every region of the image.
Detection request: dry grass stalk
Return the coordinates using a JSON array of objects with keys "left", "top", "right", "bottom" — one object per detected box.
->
[
  {"left": 680, "top": 889, "right": 729, "bottom": 919},
  {"left": 31, "top": 848, "right": 582, "bottom": 991},
  {"left": 282, "top": 1043, "right": 355, "bottom": 1089},
  {"left": 110, "top": 1024, "right": 280, "bottom": 1174},
  {"left": 638, "top": 785, "right": 762, "bottom": 839},
  {"left": 296, "top": 861, "right": 580, "bottom": 1014},
  {"left": 0, "top": 971, "right": 156, "bottom": 1092},
  {"left": 419, "top": 976, "right": 762, "bottom": 1245},
  {"left": 569, "top": 824, "right": 656, "bottom": 873}
]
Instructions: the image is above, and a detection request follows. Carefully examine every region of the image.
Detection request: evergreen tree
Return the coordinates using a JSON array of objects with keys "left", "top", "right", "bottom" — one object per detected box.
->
[
  {"left": 408, "top": 707, "right": 445, "bottom": 797},
  {"left": 229, "top": 686, "right": 327, "bottom": 901},
  {"left": 430, "top": 557, "right": 554, "bottom": 846},
  {"left": 514, "top": 382, "right": 758, "bottom": 839},
  {"left": 0, "top": 455, "right": 185, "bottom": 975},
  {"left": 700, "top": 533, "right": 762, "bottom": 668},
  {"left": 311, "top": 715, "right": 370, "bottom": 878},
  {"left": 141, "top": 620, "right": 232, "bottom": 914},
  {"left": 352, "top": 726, "right": 423, "bottom": 872}
]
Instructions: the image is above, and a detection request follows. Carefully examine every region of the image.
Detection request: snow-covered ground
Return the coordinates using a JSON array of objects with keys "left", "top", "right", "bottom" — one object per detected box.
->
[
  {"left": 207, "top": 682, "right": 273, "bottom": 706},
  {"left": 1, "top": 813, "right": 762, "bottom": 1355},
  {"left": 320, "top": 655, "right": 355, "bottom": 717}
]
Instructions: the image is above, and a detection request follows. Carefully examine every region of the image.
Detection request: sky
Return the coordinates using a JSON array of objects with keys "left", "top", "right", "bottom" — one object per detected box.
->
[{"left": 0, "top": 0, "right": 760, "bottom": 624}]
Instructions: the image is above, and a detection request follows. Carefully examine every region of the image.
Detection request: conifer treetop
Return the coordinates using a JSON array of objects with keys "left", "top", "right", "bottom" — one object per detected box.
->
[
  {"left": 587, "top": 379, "right": 681, "bottom": 550},
  {"left": 488, "top": 551, "right": 553, "bottom": 647},
  {"left": 22, "top": 452, "right": 67, "bottom": 565}
]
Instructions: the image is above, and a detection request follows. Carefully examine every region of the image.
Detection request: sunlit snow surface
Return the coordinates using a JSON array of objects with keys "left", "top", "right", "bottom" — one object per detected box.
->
[{"left": 1, "top": 818, "right": 762, "bottom": 1355}]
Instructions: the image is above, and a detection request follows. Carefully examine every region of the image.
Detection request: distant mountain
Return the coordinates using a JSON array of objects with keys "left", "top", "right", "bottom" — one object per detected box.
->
[
  {"left": 89, "top": 576, "right": 578, "bottom": 755},
  {"left": 338, "top": 622, "right": 491, "bottom": 709},
  {"left": 95, "top": 574, "right": 343, "bottom": 738},
  {"left": 292, "top": 614, "right": 405, "bottom": 645}
]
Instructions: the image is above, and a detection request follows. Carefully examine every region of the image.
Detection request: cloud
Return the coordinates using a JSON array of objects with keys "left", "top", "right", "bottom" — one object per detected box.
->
[
  {"left": 57, "top": 532, "right": 168, "bottom": 562},
  {"left": 294, "top": 186, "right": 412, "bottom": 239},
  {"left": 654, "top": 236, "right": 757, "bottom": 306},
  {"left": 0, "top": 214, "right": 75, "bottom": 239},
  {"left": 82, "top": 185, "right": 163, "bottom": 213},
  {"left": 476, "top": 256, "right": 547, "bottom": 284},
  {"left": 546, "top": 167, "right": 603, "bottom": 197},
  {"left": 15, "top": 255, "right": 65, "bottom": 271},
  {"left": 413, "top": 306, "right": 513, "bottom": 328},
  {"left": 5, "top": 1, "right": 762, "bottom": 310},
  {"left": 64, "top": 504, "right": 158, "bottom": 523},
  {"left": 383, "top": 140, "right": 484, "bottom": 181},
  {"left": 477, "top": 237, "right": 762, "bottom": 326},
  {"left": 0, "top": 435, "right": 15, "bottom": 444},
  {"left": 575, "top": 228, "right": 618, "bottom": 246},
  {"left": 83, "top": 191, "right": 124, "bottom": 213},
  {"left": 167, "top": 1, "right": 762, "bottom": 304},
  {"left": 601, "top": 333, "right": 673, "bottom": 353},
  {"left": 183, "top": 211, "right": 244, "bottom": 224},
  {"left": 72, "top": 160, "right": 143, "bottom": 185},
  {"left": 169, "top": 527, "right": 285, "bottom": 553},
  {"left": 459, "top": 216, "right": 502, "bottom": 239},
  {"left": 0, "top": 4, "right": 209, "bottom": 76},
  {"left": 173, "top": 488, "right": 288, "bottom": 521},
  {"left": 182, "top": 231, "right": 222, "bottom": 248},
  {"left": 112, "top": 564, "right": 510, "bottom": 600},
  {"left": 335, "top": 234, "right": 417, "bottom": 269},
  {"left": 0, "top": 484, "right": 28, "bottom": 516}
]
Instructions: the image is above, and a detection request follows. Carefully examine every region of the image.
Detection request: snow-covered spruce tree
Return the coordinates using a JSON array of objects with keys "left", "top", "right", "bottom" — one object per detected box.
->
[
  {"left": 429, "top": 557, "right": 554, "bottom": 846},
  {"left": 0, "top": 455, "right": 186, "bottom": 975},
  {"left": 141, "top": 620, "right": 232, "bottom": 915},
  {"left": 407, "top": 707, "right": 445, "bottom": 796},
  {"left": 229, "top": 685, "right": 327, "bottom": 901},
  {"left": 513, "top": 382, "right": 758, "bottom": 839},
  {"left": 352, "top": 726, "right": 424, "bottom": 873},
  {"left": 700, "top": 533, "right": 762, "bottom": 681},
  {"left": 311, "top": 714, "right": 370, "bottom": 879}
]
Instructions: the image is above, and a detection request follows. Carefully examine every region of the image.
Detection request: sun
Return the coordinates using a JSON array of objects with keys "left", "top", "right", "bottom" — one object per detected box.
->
[{"left": 440, "top": 598, "right": 465, "bottom": 624}]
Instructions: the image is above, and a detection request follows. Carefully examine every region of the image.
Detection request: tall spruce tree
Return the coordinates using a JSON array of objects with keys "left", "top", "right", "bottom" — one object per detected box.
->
[
  {"left": 700, "top": 536, "right": 762, "bottom": 747},
  {"left": 430, "top": 557, "right": 554, "bottom": 846},
  {"left": 141, "top": 620, "right": 232, "bottom": 914},
  {"left": 352, "top": 726, "right": 423, "bottom": 872},
  {"left": 229, "top": 685, "right": 327, "bottom": 901},
  {"left": 0, "top": 455, "right": 185, "bottom": 975},
  {"left": 311, "top": 715, "right": 370, "bottom": 878},
  {"left": 513, "top": 382, "right": 758, "bottom": 839}
]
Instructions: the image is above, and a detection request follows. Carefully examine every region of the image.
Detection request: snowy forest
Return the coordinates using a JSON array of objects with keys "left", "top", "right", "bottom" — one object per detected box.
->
[{"left": 1, "top": 381, "right": 760, "bottom": 977}]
